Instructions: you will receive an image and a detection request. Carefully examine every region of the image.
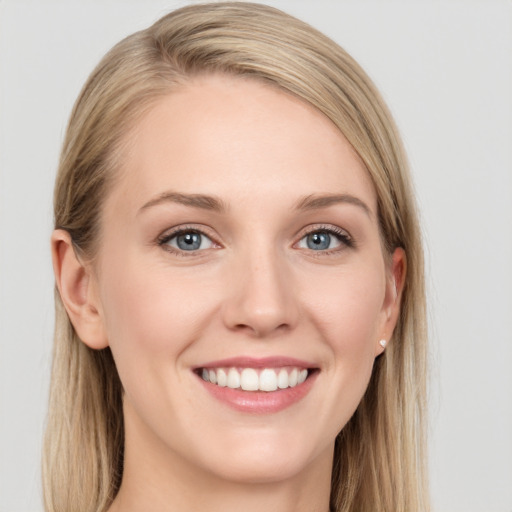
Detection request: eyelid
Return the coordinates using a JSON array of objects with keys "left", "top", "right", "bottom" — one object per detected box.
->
[
  {"left": 294, "top": 224, "right": 354, "bottom": 251},
  {"left": 157, "top": 224, "right": 221, "bottom": 254},
  {"left": 156, "top": 222, "right": 354, "bottom": 257}
]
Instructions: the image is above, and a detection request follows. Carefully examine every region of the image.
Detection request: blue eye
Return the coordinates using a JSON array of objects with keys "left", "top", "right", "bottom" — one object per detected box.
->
[
  {"left": 297, "top": 228, "right": 351, "bottom": 251},
  {"left": 162, "top": 230, "right": 214, "bottom": 252},
  {"left": 305, "top": 232, "right": 332, "bottom": 250}
]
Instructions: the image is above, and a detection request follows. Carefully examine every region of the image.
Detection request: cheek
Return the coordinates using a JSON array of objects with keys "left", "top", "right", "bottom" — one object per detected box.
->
[
  {"left": 306, "top": 267, "right": 385, "bottom": 424},
  {"left": 98, "top": 255, "right": 216, "bottom": 365},
  {"left": 305, "top": 265, "right": 385, "bottom": 354},
  {"left": 304, "top": 263, "right": 385, "bottom": 401}
]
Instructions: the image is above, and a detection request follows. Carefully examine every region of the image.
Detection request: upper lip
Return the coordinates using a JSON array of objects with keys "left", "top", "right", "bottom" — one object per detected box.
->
[{"left": 194, "top": 356, "right": 318, "bottom": 370}]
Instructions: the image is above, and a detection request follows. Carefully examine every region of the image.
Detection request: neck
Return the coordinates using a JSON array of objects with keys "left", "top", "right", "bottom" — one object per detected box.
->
[{"left": 110, "top": 471, "right": 332, "bottom": 512}]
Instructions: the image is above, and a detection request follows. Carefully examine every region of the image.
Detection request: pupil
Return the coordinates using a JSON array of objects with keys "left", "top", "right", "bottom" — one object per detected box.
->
[
  {"left": 307, "top": 232, "right": 330, "bottom": 250},
  {"left": 177, "top": 232, "right": 201, "bottom": 250}
]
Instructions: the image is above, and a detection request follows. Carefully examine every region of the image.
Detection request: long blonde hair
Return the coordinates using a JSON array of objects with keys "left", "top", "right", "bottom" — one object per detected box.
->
[{"left": 44, "top": 3, "right": 429, "bottom": 511}]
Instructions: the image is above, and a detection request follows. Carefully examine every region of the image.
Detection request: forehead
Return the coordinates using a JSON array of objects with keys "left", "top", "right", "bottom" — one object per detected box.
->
[{"left": 109, "top": 74, "right": 377, "bottom": 214}]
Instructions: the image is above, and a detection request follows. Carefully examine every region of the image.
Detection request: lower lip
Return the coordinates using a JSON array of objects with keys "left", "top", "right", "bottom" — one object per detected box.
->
[{"left": 196, "top": 371, "right": 317, "bottom": 414}]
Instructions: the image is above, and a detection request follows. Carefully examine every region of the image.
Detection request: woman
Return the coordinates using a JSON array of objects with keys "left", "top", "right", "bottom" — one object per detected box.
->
[{"left": 44, "top": 3, "right": 428, "bottom": 511}]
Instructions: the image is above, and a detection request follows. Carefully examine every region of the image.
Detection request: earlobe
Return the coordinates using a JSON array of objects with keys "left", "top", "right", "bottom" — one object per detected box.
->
[
  {"left": 51, "top": 229, "right": 108, "bottom": 349},
  {"left": 375, "top": 247, "right": 406, "bottom": 356}
]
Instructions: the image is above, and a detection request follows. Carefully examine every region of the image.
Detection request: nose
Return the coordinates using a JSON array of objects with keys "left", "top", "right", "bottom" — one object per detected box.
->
[{"left": 222, "top": 246, "right": 300, "bottom": 338}]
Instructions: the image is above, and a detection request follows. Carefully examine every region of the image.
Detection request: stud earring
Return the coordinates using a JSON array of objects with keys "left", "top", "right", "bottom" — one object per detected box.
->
[{"left": 379, "top": 339, "right": 387, "bottom": 348}]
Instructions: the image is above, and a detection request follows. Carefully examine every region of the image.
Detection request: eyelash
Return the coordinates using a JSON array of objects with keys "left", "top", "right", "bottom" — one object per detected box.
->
[
  {"left": 157, "top": 225, "right": 218, "bottom": 256},
  {"left": 157, "top": 224, "right": 354, "bottom": 256},
  {"left": 297, "top": 224, "right": 354, "bottom": 255}
]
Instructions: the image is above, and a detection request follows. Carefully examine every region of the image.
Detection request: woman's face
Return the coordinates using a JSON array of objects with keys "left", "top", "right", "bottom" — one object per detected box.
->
[{"left": 87, "top": 75, "right": 402, "bottom": 485}]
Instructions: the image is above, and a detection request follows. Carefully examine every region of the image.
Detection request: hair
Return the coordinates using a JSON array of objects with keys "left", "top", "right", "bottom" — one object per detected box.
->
[{"left": 44, "top": 3, "right": 429, "bottom": 511}]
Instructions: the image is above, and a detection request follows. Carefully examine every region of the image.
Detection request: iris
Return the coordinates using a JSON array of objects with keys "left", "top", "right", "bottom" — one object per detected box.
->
[
  {"left": 306, "top": 232, "right": 331, "bottom": 250},
  {"left": 176, "top": 232, "right": 202, "bottom": 250}
]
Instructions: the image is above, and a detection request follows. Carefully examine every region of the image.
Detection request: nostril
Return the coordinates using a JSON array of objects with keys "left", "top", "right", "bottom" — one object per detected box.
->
[
  {"left": 232, "top": 320, "right": 291, "bottom": 338},
  {"left": 221, "top": 262, "right": 300, "bottom": 336}
]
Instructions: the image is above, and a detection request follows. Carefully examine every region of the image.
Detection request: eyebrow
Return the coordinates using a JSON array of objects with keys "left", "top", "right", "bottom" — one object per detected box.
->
[
  {"left": 295, "top": 193, "right": 372, "bottom": 217},
  {"left": 139, "top": 191, "right": 371, "bottom": 217},
  {"left": 139, "top": 191, "right": 227, "bottom": 214}
]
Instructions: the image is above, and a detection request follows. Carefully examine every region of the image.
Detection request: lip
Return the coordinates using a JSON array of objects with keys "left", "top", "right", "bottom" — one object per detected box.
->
[
  {"left": 193, "top": 356, "right": 319, "bottom": 414},
  {"left": 195, "top": 356, "right": 316, "bottom": 370}
]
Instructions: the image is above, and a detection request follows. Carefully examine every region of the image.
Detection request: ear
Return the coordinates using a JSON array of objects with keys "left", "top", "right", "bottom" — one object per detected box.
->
[
  {"left": 51, "top": 229, "right": 108, "bottom": 349},
  {"left": 375, "top": 247, "right": 406, "bottom": 356}
]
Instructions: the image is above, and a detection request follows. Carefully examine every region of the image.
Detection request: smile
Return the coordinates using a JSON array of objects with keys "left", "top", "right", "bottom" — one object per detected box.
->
[
  {"left": 194, "top": 357, "right": 318, "bottom": 413},
  {"left": 200, "top": 366, "right": 309, "bottom": 392}
]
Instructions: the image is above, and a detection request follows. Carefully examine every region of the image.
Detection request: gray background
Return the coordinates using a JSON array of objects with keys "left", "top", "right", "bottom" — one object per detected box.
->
[{"left": 1, "top": 1, "right": 511, "bottom": 511}]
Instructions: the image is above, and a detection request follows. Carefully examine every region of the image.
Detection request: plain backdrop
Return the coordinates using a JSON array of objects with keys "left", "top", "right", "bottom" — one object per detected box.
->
[{"left": 1, "top": 1, "right": 511, "bottom": 511}]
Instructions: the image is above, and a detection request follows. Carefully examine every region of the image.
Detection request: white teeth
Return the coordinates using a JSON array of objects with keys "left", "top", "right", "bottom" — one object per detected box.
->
[
  {"left": 240, "top": 368, "right": 259, "bottom": 391},
  {"left": 200, "top": 366, "right": 310, "bottom": 391},
  {"left": 217, "top": 368, "right": 227, "bottom": 387},
  {"left": 227, "top": 368, "right": 240, "bottom": 389},
  {"left": 289, "top": 368, "right": 298, "bottom": 387},
  {"left": 259, "top": 368, "right": 278, "bottom": 391},
  {"left": 277, "top": 368, "right": 289, "bottom": 389}
]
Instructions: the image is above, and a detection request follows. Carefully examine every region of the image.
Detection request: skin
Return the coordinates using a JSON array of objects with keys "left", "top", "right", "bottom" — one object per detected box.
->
[{"left": 52, "top": 74, "right": 405, "bottom": 512}]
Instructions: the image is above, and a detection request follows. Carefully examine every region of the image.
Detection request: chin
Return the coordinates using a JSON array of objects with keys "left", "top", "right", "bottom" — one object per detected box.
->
[
  {"left": 191, "top": 429, "right": 331, "bottom": 485},
  {"left": 206, "top": 454, "right": 313, "bottom": 485}
]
